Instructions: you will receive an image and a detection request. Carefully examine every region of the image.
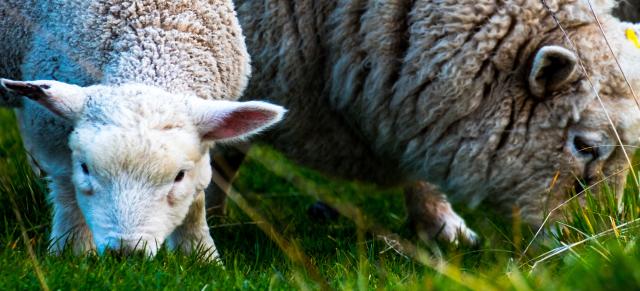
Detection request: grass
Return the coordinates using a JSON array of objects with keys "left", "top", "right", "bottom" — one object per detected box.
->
[{"left": 3, "top": 107, "right": 640, "bottom": 290}]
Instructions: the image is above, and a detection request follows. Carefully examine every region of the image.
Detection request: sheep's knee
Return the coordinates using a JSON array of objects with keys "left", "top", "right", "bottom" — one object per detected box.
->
[
  {"left": 48, "top": 180, "right": 94, "bottom": 254},
  {"left": 169, "top": 191, "right": 219, "bottom": 261},
  {"left": 404, "top": 181, "right": 478, "bottom": 246}
]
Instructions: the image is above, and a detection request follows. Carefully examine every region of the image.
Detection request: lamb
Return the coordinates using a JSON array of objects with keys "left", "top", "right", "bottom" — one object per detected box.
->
[
  {"left": 208, "top": 0, "right": 640, "bottom": 244},
  {"left": 0, "top": 0, "right": 285, "bottom": 258}
]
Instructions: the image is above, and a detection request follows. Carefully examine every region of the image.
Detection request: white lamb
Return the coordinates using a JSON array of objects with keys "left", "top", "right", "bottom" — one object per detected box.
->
[{"left": 0, "top": 0, "right": 285, "bottom": 259}]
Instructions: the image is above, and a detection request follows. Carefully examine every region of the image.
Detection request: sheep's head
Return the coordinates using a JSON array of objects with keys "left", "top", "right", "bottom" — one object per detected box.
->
[
  {"left": 423, "top": 19, "right": 640, "bottom": 225},
  {"left": 1, "top": 79, "right": 285, "bottom": 256},
  {"left": 379, "top": 0, "right": 640, "bottom": 229}
]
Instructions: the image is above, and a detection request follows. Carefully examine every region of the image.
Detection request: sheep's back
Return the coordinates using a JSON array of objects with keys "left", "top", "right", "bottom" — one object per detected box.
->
[{"left": 235, "top": 0, "right": 407, "bottom": 185}]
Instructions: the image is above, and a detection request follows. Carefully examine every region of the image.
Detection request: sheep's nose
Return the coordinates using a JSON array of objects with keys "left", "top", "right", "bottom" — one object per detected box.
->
[{"left": 568, "top": 131, "right": 614, "bottom": 163}]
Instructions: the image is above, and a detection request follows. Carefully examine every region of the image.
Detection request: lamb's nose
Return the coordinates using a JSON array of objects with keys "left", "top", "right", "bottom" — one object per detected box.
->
[
  {"left": 99, "top": 239, "right": 151, "bottom": 257},
  {"left": 569, "top": 131, "right": 614, "bottom": 163},
  {"left": 98, "top": 236, "right": 152, "bottom": 256}
]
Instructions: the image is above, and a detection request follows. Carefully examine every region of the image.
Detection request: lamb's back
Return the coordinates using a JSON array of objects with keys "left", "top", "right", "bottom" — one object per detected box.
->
[{"left": 0, "top": 1, "right": 39, "bottom": 106}]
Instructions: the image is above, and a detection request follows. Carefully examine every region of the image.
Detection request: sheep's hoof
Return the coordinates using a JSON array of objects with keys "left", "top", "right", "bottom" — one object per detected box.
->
[
  {"left": 307, "top": 201, "right": 340, "bottom": 222},
  {"left": 412, "top": 210, "right": 480, "bottom": 247}
]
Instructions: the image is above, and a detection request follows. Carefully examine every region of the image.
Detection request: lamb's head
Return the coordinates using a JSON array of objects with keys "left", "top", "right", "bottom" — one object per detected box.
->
[{"left": 1, "top": 79, "right": 285, "bottom": 256}]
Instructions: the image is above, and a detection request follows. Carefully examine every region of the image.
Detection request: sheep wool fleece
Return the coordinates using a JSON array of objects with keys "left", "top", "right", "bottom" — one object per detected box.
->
[{"left": 234, "top": 0, "right": 640, "bottom": 226}]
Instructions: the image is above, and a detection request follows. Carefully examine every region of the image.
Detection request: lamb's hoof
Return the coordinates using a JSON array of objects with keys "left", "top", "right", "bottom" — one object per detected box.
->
[
  {"left": 307, "top": 201, "right": 340, "bottom": 222},
  {"left": 200, "top": 247, "right": 223, "bottom": 265},
  {"left": 49, "top": 232, "right": 96, "bottom": 256}
]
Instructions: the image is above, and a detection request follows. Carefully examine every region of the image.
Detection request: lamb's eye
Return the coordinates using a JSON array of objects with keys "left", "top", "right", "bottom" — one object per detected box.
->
[
  {"left": 81, "top": 163, "right": 89, "bottom": 175},
  {"left": 174, "top": 170, "right": 185, "bottom": 182}
]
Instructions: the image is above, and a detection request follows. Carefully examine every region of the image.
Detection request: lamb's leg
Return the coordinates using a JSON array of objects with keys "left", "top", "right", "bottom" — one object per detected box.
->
[
  {"left": 205, "top": 145, "right": 247, "bottom": 217},
  {"left": 168, "top": 191, "right": 219, "bottom": 261},
  {"left": 48, "top": 178, "right": 94, "bottom": 254},
  {"left": 405, "top": 181, "right": 479, "bottom": 246}
]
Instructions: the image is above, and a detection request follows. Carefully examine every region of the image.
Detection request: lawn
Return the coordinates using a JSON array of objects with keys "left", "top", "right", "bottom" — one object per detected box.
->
[{"left": 2, "top": 107, "right": 640, "bottom": 290}]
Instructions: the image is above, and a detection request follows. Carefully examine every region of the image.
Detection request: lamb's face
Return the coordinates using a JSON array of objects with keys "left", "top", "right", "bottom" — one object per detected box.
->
[
  {"left": 70, "top": 126, "right": 209, "bottom": 255},
  {"left": 0, "top": 80, "right": 285, "bottom": 256},
  {"left": 69, "top": 90, "right": 211, "bottom": 255}
]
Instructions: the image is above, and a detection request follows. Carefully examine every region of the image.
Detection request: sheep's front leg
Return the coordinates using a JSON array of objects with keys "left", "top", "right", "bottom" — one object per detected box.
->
[
  {"left": 48, "top": 178, "right": 95, "bottom": 254},
  {"left": 405, "top": 181, "right": 479, "bottom": 246},
  {"left": 168, "top": 191, "right": 219, "bottom": 261},
  {"left": 205, "top": 144, "right": 247, "bottom": 217}
]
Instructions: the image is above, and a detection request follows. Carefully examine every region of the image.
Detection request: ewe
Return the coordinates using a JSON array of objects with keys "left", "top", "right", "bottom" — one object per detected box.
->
[
  {"left": 0, "top": 0, "right": 284, "bottom": 259},
  {"left": 209, "top": 0, "right": 640, "bottom": 244}
]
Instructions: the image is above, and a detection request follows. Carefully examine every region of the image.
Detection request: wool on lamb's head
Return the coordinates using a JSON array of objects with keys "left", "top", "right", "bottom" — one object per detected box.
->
[{"left": 1, "top": 79, "right": 285, "bottom": 256}]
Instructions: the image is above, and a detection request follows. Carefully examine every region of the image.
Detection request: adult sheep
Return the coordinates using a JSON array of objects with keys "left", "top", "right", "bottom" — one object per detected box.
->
[
  {"left": 0, "top": 0, "right": 285, "bottom": 258},
  {"left": 209, "top": 0, "right": 640, "bottom": 244}
]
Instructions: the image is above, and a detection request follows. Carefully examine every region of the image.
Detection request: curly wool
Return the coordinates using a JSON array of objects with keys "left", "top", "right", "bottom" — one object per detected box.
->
[
  {"left": 0, "top": 0, "right": 250, "bottom": 105},
  {"left": 236, "top": 0, "right": 640, "bottom": 222}
]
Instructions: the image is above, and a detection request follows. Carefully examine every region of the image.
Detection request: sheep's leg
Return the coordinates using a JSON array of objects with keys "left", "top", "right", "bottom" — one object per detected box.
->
[
  {"left": 168, "top": 191, "right": 219, "bottom": 261},
  {"left": 307, "top": 201, "right": 340, "bottom": 222},
  {"left": 404, "top": 181, "right": 479, "bottom": 246},
  {"left": 48, "top": 177, "right": 95, "bottom": 254},
  {"left": 205, "top": 145, "right": 247, "bottom": 217}
]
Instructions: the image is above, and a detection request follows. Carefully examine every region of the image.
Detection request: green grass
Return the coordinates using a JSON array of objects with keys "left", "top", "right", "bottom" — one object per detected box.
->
[{"left": 3, "top": 107, "right": 640, "bottom": 290}]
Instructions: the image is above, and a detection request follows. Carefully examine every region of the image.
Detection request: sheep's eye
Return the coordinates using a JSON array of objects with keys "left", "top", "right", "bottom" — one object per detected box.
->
[
  {"left": 174, "top": 170, "right": 185, "bottom": 182},
  {"left": 81, "top": 163, "right": 89, "bottom": 175}
]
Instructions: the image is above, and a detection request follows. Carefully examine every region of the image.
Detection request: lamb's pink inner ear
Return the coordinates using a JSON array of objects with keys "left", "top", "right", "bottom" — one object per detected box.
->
[{"left": 203, "top": 108, "right": 279, "bottom": 140}]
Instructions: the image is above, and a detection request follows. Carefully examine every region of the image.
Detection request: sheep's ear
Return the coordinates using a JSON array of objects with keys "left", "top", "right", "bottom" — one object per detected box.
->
[
  {"left": 0, "top": 79, "right": 86, "bottom": 120},
  {"left": 529, "top": 46, "right": 579, "bottom": 98},
  {"left": 191, "top": 99, "right": 286, "bottom": 142}
]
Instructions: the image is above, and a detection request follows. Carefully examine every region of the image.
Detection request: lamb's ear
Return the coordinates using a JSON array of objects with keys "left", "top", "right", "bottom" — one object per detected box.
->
[
  {"left": 529, "top": 46, "right": 579, "bottom": 98},
  {"left": 0, "top": 79, "right": 86, "bottom": 120},
  {"left": 191, "top": 99, "right": 286, "bottom": 142}
]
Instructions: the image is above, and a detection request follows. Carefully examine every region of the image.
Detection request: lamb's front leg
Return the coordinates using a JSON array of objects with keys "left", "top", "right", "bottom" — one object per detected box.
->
[
  {"left": 168, "top": 191, "right": 219, "bottom": 262},
  {"left": 405, "top": 181, "right": 479, "bottom": 246},
  {"left": 48, "top": 177, "right": 94, "bottom": 254}
]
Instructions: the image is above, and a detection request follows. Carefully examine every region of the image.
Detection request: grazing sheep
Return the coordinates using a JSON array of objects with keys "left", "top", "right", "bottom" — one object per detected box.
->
[
  {"left": 208, "top": 0, "right": 640, "bottom": 244},
  {"left": 0, "top": 0, "right": 285, "bottom": 258}
]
